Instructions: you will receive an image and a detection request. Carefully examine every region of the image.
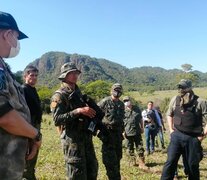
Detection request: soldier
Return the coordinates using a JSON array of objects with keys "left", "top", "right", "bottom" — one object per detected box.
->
[
  {"left": 50, "top": 62, "right": 98, "bottom": 180},
  {"left": 123, "top": 96, "right": 148, "bottom": 170},
  {"left": 22, "top": 65, "right": 42, "bottom": 180},
  {"left": 161, "top": 79, "right": 207, "bottom": 180},
  {"left": 0, "top": 11, "right": 42, "bottom": 179},
  {"left": 98, "top": 83, "right": 125, "bottom": 180}
]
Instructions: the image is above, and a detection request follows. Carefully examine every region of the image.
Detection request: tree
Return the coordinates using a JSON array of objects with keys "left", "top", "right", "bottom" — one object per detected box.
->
[
  {"left": 83, "top": 80, "right": 111, "bottom": 101},
  {"left": 181, "top": 64, "right": 193, "bottom": 73}
]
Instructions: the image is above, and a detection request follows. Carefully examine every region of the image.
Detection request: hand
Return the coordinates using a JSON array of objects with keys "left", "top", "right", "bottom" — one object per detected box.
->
[
  {"left": 26, "top": 140, "right": 42, "bottom": 160},
  {"left": 197, "top": 136, "right": 205, "bottom": 142},
  {"left": 77, "top": 107, "right": 96, "bottom": 118},
  {"left": 169, "top": 128, "right": 174, "bottom": 134},
  {"left": 140, "top": 128, "right": 144, "bottom": 134},
  {"left": 122, "top": 132, "right": 126, "bottom": 139}
]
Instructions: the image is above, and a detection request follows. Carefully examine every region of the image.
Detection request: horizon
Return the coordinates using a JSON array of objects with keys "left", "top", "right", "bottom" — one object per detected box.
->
[{"left": 2, "top": 1, "right": 207, "bottom": 73}]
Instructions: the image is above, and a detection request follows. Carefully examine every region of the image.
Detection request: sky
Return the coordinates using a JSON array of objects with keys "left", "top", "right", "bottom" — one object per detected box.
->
[{"left": 1, "top": 0, "right": 207, "bottom": 72}]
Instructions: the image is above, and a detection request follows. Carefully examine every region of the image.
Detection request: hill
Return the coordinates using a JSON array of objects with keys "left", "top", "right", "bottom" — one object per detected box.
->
[{"left": 26, "top": 51, "right": 207, "bottom": 89}]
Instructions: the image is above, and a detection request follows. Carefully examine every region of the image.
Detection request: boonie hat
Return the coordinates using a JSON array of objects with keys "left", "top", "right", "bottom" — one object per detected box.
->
[
  {"left": 58, "top": 62, "right": 81, "bottom": 80},
  {"left": 112, "top": 83, "right": 123, "bottom": 91},
  {"left": 177, "top": 79, "right": 192, "bottom": 89},
  {"left": 0, "top": 11, "right": 28, "bottom": 40}
]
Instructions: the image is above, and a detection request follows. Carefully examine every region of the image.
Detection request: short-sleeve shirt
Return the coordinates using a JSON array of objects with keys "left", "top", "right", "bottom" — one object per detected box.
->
[
  {"left": 0, "top": 58, "right": 31, "bottom": 179},
  {"left": 167, "top": 95, "right": 207, "bottom": 123}
]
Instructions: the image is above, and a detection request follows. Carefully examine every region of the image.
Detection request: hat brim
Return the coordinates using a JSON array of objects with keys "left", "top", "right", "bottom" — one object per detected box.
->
[
  {"left": 58, "top": 69, "right": 81, "bottom": 80},
  {"left": 18, "top": 30, "right": 28, "bottom": 40}
]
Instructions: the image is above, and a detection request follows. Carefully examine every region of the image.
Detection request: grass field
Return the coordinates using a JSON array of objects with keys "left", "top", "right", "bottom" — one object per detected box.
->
[
  {"left": 129, "top": 87, "right": 207, "bottom": 106},
  {"left": 36, "top": 114, "right": 207, "bottom": 180}
]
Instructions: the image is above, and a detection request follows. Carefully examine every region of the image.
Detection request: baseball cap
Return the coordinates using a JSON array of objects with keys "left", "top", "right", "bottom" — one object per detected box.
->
[
  {"left": 177, "top": 79, "right": 192, "bottom": 89},
  {"left": 0, "top": 11, "right": 28, "bottom": 40},
  {"left": 58, "top": 62, "right": 81, "bottom": 80}
]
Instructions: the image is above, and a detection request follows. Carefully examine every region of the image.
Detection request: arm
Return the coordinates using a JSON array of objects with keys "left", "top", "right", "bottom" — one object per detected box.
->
[
  {"left": 0, "top": 109, "right": 38, "bottom": 138},
  {"left": 167, "top": 115, "right": 174, "bottom": 134}
]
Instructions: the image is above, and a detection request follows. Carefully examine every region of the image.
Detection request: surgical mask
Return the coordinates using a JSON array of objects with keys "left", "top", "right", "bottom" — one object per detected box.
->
[
  {"left": 6, "top": 33, "right": 20, "bottom": 58},
  {"left": 124, "top": 101, "right": 131, "bottom": 107}
]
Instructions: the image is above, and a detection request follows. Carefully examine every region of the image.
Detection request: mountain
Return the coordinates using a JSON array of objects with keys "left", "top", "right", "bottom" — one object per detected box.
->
[{"left": 27, "top": 51, "right": 207, "bottom": 90}]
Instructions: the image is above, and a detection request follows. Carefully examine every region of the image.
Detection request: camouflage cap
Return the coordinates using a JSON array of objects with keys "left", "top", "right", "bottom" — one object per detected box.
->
[
  {"left": 112, "top": 83, "right": 122, "bottom": 90},
  {"left": 123, "top": 96, "right": 130, "bottom": 102},
  {"left": 58, "top": 62, "right": 81, "bottom": 80},
  {"left": 177, "top": 79, "right": 192, "bottom": 89}
]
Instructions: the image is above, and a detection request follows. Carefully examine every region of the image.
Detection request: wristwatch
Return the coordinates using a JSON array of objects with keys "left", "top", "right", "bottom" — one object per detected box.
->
[{"left": 34, "top": 130, "right": 42, "bottom": 141}]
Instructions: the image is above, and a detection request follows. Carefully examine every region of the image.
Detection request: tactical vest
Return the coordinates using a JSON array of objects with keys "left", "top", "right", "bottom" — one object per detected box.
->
[
  {"left": 174, "top": 95, "right": 202, "bottom": 136},
  {"left": 55, "top": 87, "right": 89, "bottom": 134}
]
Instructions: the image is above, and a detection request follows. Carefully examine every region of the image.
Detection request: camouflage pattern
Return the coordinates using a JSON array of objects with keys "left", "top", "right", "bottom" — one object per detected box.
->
[
  {"left": 124, "top": 106, "right": 144, "bottom": 157},
  {"left": 98, "top": 96, "right": 125, "bottom": 180},
  {"left": 51, "top": 83, "right": 98, "bottom": 180},
  {"left": 23, "top": 124, "right": 41, "bottom": 180},
  {"left": 0, "top": 58, "right": 30, "bottom": 179}
]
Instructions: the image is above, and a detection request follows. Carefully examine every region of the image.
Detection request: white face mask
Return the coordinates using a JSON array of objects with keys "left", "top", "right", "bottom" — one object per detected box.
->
[
  {"left": 6, "top": 33, "right": 20, "bottom": 58},
  {"left": 124, "top": 101, "right": 131, "bottom": 107}
]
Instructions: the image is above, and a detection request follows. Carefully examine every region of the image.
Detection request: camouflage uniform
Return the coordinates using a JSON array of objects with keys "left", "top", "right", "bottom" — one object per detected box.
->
[
  {"left": 124, "top": 105, "right": 144, "bottom": 158},
  {"left": 51, "top": 83, "right": 98, "bottom": 180},
  {"left": 98, "top": 95, "right": 125, "bottom": 180},
  {"left": 0, "top": 58, "right": 31, "bottom": 180}
]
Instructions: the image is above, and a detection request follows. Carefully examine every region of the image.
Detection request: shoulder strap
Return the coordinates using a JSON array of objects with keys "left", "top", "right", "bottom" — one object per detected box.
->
[{"left": 55, "top": 88, "right": 73, "bottom": 108}]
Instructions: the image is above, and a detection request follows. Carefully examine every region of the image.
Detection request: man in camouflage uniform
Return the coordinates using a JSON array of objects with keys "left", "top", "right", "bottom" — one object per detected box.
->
[
  {"left": 0, "top": 11, "right": 42, "bottom": 180},
  {"left": 51, "top": 62, "right": 98, "bottom": 180},
  {"left": 123, "top": 96, "right": 148, "bottom": 170},
  {"left": 98, "top": 83, "right": 125, "bottom": 180}
]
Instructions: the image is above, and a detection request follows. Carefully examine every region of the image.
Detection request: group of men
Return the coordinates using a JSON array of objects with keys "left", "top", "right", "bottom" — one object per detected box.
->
[{"left": 1, "top": 10, "right": 207, "bottom": 180}]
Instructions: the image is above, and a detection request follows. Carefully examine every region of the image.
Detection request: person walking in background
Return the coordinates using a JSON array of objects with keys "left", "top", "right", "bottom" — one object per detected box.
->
[
  {"left": 0, "top": 11, "right": 42, "bottom": 179},
  {"left": 123, "top": 96, "right": 148, "bottom": 170},
  {"left": 161, "top": 79, "right": 207, "bottom": 180},
  {"left": 22, "top": 65, "right": 42, "bottom": 180},
  {"left": 98, "top": 83, "right": 125, "bottom": 180},
  {"left": 142, "top": 101, "right": 162, "bottom": 155},
  {"left": 154, "top": 106, "right": 166, "bottom": 150},
  {"left": 51, "top": 62, "right": 98, "bottom": 180}
]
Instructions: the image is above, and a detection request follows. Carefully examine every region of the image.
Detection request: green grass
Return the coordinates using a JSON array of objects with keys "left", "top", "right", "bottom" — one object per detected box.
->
[
  {"left": 129, "top": 87, "right": 207, "bottom": 105},
  {"left": 36, "top": 114, "right": 207, "bottom": 180}
]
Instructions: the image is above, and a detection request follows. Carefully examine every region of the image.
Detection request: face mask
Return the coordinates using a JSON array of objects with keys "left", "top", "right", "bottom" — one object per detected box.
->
[
  {"left": 124, "top": 101, "right": 131, "bottom": 107},
  {"left": 112, "top": 90, "right": 122, "bottom": 98},
  {"left": 6, "top": 33, "right": 20, "bottom": 58}
]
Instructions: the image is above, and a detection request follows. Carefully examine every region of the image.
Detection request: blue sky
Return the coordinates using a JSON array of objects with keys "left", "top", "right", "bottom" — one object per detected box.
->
[{"left": 2, "top": 0, "right": 207, "bottom": 72}]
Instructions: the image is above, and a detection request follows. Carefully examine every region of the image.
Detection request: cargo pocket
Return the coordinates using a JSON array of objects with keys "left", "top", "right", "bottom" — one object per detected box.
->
[{"left": 65, "top": 142, "right": 83, "bottom": 178}]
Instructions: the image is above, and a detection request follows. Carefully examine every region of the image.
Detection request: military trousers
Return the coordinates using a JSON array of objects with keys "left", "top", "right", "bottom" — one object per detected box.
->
[
  {"left": 63, "top": 133, "right": 98, "bottom": 180},
  {"left": 125, "top": 134, "right": 144, "bottom": 157},
  {"left": 102, "top": 130, "right": 123, "bottom": 180}
]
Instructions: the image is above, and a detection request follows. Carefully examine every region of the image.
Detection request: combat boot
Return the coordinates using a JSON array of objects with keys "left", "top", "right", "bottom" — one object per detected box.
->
[{"left": 137, "top": 157, "right": 149, "bottom": 170}]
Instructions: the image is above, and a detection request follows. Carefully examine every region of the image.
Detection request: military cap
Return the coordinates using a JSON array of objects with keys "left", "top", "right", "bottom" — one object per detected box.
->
[
  {"left": 123, "top": 96, "right": 130, "bottom": 102},
  {"left": 177, "top": 79, "right": 192, "bottom": 89},
  {"left": 111, "top": 83, "right": 123, "bottom": 91},
  {"left": 58, "top": 62, "right": 81, "bottom": 80},
  {"left": 0, "top": 11, "right": 28, "bottom": 40}
]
